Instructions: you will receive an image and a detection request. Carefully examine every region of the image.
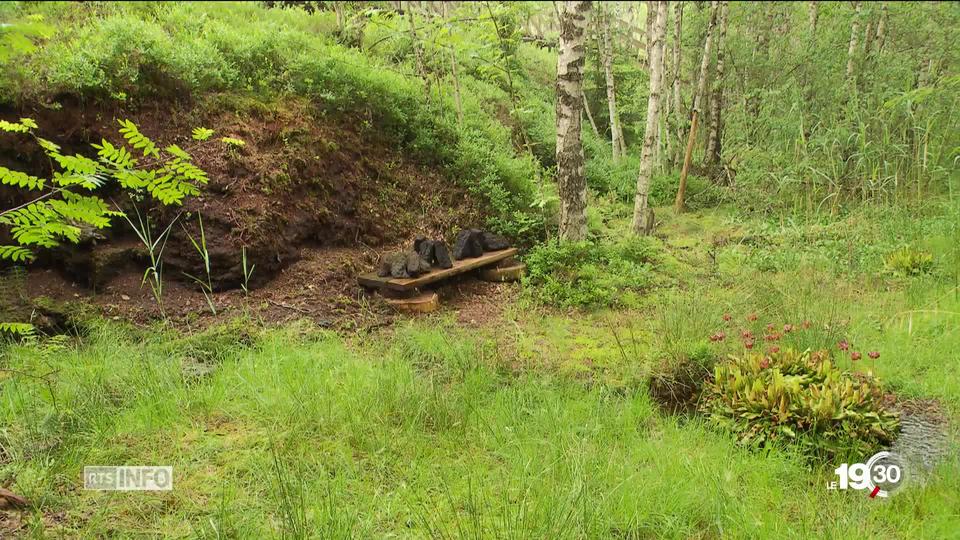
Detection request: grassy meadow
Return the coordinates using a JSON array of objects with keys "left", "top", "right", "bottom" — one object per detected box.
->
[{"left": 3, "top": 201, "right": 959, "bottom": 538}]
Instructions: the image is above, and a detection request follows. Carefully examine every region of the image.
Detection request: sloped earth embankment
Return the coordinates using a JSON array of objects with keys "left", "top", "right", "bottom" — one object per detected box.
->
[{"left": 0, "top": 96, "right": 504, "bottom": 327}]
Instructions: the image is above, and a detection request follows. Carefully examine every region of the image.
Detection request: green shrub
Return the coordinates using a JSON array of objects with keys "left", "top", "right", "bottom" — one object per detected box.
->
[
  {"left": 885, "top": 246, "right": 935, "bottom": 277},
  {"left": 700, "top": 348, "right": 900, "bottom": 460},
  {"left": 523, "top": 237, "right": 659, "bottom": 309}
]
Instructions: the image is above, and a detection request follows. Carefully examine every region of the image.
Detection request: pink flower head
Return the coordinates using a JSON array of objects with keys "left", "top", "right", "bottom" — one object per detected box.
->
[
  {"left": 759, "top": 357, "right": 771, "bottom": 369},
  {"left": 744, "top": 340, "right": 755, "bottom": 350},
  {"left": 851, "top": 351, "right": 862, "bottom": 361},
  {"left": 723, "top": 313, "right": 732, "bottom": 322},
  {"left": 716, "top": 331, "right": 726, "bottom": 341},
  {"left": 868, "top": 351, "right": 880, "bottom": 359},
  {"left": 783, "top": 324, "right": 794, "bottom": 333},
  {"left": 838, "top": 340, "right": 850, "bottom": 351},
  {"left": 802, "top": 320, "right": 812, "bottom": 329},
  {"left": 741, "top": 330, "right": 754, "bottom": 340},
  {"left": 747, "top": 313, "right": 758, "bottom": 321},
  {"left": 765, "top": 333, "right": 782, "bottom": 342},
  {"left": 768, "top": 346, "right": 780, "bottom": 354},
  {"left": 766, "top": 323, "right": 776, "bottom": 332}
]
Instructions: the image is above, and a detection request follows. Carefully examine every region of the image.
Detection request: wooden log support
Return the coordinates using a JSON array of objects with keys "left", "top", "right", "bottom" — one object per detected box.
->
[
  {"left": 358, "top": 248, "right": 519, "bottom": 292},
  {"left": 384, "top": 291, "right": 440, "bottom": 313}
]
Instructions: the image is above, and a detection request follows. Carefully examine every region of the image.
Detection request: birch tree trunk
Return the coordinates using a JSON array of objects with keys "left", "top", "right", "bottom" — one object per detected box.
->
[
  {"left": 808, "top": 1, "right": 819, "bottom": 33},
  {"left": 556, "top": 1, "right": 592, "bottom": 242},
  {"left": 406, "top": 3, "right": 430, "bottom": 99},
  {"left": 706, "top": 1, "right": 729, "bottom": 169},
  {"left": 671, "top": 1, "right": 684, "bottom": 168},
  {"left": 334, "top": 2, "right": 346, "bottom": 35},
  {"left": 876, "top": 2, "right": 888, "bottom": 53},
  {"left": 632, "top": 0, "right": 669, "bottom": 235},
  {"left": 599, "top": 4, "right": 623, "bottom": 161},
  {"left": 442, "top": 2, "right": 463, "bottom": 126},
  {"left": 846, "top": 2, "right": 862, "bottom": 83},
  {"left": 675, "top": 0, "right": 718, "bottom": 212}
]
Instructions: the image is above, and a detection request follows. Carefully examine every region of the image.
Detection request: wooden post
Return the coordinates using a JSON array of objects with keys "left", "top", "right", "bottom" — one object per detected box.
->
[{"left": 675, "top": 111, "right": 699, "bottom": 212}]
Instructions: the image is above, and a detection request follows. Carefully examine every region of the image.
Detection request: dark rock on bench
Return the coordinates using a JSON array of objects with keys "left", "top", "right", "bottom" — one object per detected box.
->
[
  {"left": 385, "top": 253, "right": 409, "bottom": 278},
  {"left": 416, "top": 239, "right": 435, "bottom": 264},
  {"left": 405, "top": 251, "right": 431, "bottom": 277},
  {"left": 433, "top": 241, "right": 453, "bottom": 268},
  {"left": 414, "top": 236, "right": 427, "bottom": 253},
  {"left": 453, "top": 229, "right": 484, "bottom": 260},
  {"left": 378, "top": 251, "right": 432, "bottom": 278},
  {"left": 415, "top": 239, "right": 454, "bottom": 270},
  {"left": 479, "top": 231, "right": 510, "bottom": 251}
]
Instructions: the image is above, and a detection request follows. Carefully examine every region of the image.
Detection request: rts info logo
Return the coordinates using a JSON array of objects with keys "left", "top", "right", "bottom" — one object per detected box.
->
[{"left": 827, "top": 451, "right": 906, "bottom": 498}]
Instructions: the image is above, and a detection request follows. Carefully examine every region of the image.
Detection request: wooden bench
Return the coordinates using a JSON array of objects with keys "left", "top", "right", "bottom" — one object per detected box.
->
[{"left": 358, "top": 247, "right": 519, "bottom": 292}]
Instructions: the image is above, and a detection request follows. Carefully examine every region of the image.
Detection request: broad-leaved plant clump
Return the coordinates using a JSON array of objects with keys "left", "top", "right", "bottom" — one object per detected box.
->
[{"left": 700, "top": 347, "right": 900, "bottom": 460}]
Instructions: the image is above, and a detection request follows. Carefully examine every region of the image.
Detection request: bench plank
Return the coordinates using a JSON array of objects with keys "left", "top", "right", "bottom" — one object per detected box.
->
[{"left": 358, "top": 247, "right": 519, "bottom": 291}]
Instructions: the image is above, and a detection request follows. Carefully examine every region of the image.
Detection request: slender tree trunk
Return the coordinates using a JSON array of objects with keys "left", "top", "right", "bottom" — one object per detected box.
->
[
  {"left": 747, "top": 6, "right": 773, "bottom": 123},
  {"left": 876, "top": 2, "right": 888, "bottom": 53},
  {"left": 633, "top": 1, "right": 669, "bottom": 235},
  {"left": 654, "top": 14, "right": 670, "bottom": 173},
  {"left": 808, "top": 1, "right": 819, "bottom": 34},
  {"left": 846, "top": 2, "right": 861, "bottom": 83},
  {"left": 675, "top": 0, "right": 718, "bottom": 212},
  {"left": 406, "top": 3, "right": 430, "bottom": 99},
  {"left": 556, "top": 1, "right": 592, "bottom": 242},
  {"left": 442, "top": 3, "right": 464, "bottom": 126},
  {"left": 671, "top": 1, "right": 684, "bottom": 168},
  {"left": 582, "top": 90, "right": 601, "bottom": 137},
  {"left": 599, "top": 4, "right": 622, "bottom": 161},
  {"left": 706, "top": 1, "right": 728, "bottom": 169},
  {"left": 334, "top": 2, "right": 346, "bottom": 35},
  {"left": 802, "top": 1, "right": 819, "bottom": 129}
]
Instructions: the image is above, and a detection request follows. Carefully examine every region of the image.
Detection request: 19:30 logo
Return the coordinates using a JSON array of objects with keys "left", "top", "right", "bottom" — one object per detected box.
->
[{"left": 829, "top": 451, "right": 906, "bottom": 498}]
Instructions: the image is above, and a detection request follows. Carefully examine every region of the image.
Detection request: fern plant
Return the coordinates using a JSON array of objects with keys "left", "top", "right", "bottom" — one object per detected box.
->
[{"left": 0, "top": 118, "right": 219, "bottom": 331}]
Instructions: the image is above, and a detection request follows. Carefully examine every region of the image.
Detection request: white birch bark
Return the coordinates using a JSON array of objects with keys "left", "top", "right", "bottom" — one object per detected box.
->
[
  {"left": 556, "top": 1, "right": 592, "bottom": 242},
  {"left": 632, "top": 1, "right": 669, "bottom": 234},
  {"left": 600, "top": 4, "right": 622, "bottom": 161},
  {"left": 846, "top": 2, "right": 862, "bottom": 83},
  {"left": 706, "top": 1, "right": 729, "bottom": 167}
]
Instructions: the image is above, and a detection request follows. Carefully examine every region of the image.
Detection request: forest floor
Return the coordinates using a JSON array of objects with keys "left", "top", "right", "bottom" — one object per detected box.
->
[{"left": 2, "top": 203, "right": 959, "bottom": 538}]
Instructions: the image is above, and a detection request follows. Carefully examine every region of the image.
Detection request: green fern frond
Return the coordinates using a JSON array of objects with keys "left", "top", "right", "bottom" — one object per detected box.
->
[
  {"left": 37, "top": 137, "right": 61, "bottom": 153},
  {"left": 0, "top": 201, "right": 57, "bottom": 227},
  {"left": 49, "top": 192, "right": 114, "bottom": 229},
  {"left": 191, "top": 127, "right": 214, "bottom": 141},
  {"left": 220, "top": 136, "right": 246, "bottom": 147},
  {"left": 94, "top": 139, "right": 137, "bottom": 169},
  {"left": 118, "top": 119, "right": 159, "bottom": 158},
  {"left": 51, "top": 153, "right": 100, "bottom": 176},
  {"left": 0, "top": 167, "right": 45, "bottom": 190},
  {"left": 0, "top": 322, "right": 36, "bottom": 337},
  {"left": 0, "top": 119, "right": 31, "bottom": 133},
  {"left": 0, "top": 245, "right": 35, "bottom": 262},
  {"left": 165, "top": 144, "right": 192, "bottom": 161}
]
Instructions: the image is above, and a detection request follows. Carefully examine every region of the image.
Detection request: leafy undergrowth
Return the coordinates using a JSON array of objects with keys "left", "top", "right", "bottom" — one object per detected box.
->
[{"left": 522, "top": 236, "right": 660, "bottom": 309}]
